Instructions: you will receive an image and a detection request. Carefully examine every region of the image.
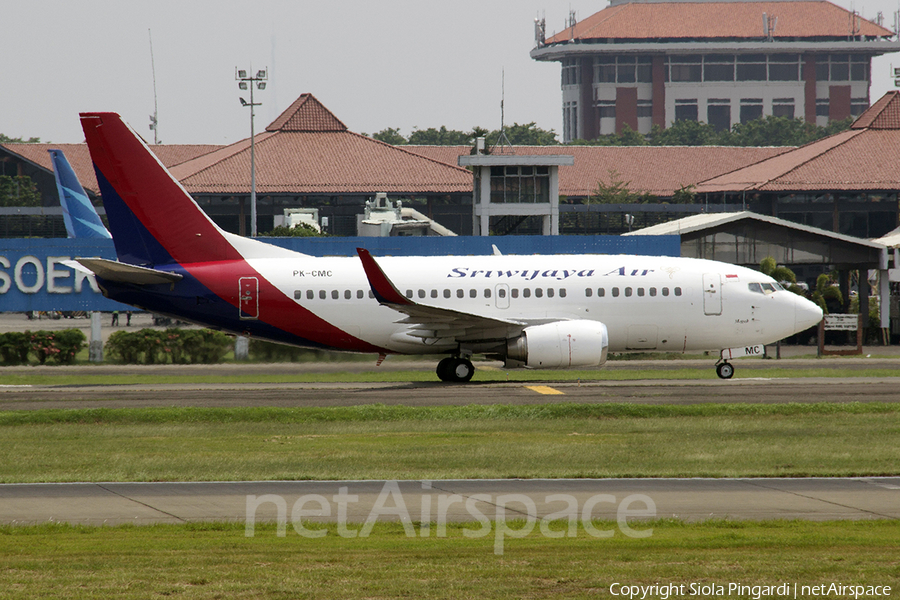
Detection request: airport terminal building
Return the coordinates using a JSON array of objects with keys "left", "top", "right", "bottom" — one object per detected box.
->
[{"left": 531, "top": 0, "right": 900, "bottom": 141}]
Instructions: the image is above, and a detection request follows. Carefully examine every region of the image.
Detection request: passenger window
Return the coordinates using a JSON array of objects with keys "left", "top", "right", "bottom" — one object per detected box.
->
[
  {"left": 485, "top": 289, "right": 492, "bottom": 298},
  {"left": 470, "top": 289, "right": 477, "bottom": 298},
  {"left": 319, "top": 290, "right": 327, "bottom": 300},
  {"left": 406, "top": 290, "right": 413, "bottom": 299},
  {"left": 306, "top": 290, "right": 314, "bottom": 300},
  {"left": 457, "top": 289, "right": 464, "bottom": 298},
  {"left": 418, "top": 289, "right": 426, "bottom": 299},
  {"left": 560, "top": 289, "right": 567, "bottom": 298},
  {"left": 612, "top": 287, "right": 620, "bottom": 297},
  {"left": 637, "top": 288, "right": 645, "bottom": 297},
  {"left": 431, "top": 290, "right": 438, "bottom": 298},
  {"left": 512, "top": 289, "right": 519, "bottom": 298},
  {"left": 649, "top": 287, "right": 657, "bottom": 297},
  {"left": 674, "top": 287, "right": 682, "bottom": 296},
  {"left": 535, "top": 288, "right": 543, "bottom": 298},
  {"left": 368, "top": 291, "right": 374, "bottom": 299},
  {"left": 662, "top": 287, "right": 670, "bottom": 297},
  {"left": 357, "top": 290, "right": 364, "bottom": 299},
  {"left": 498, "top": 288, "right": 507, "bottom": 298},
  {"left": 443, "top": 289, "right": 451, "bottom": 299},
  {"left": 598, "top": 288, "right": 605, "bottom": 297},
  {"left": 547, "top": 288, "right": 555, "bottom": 298},
  {"left": 344, "top": 290, "right": 351, "bottom": 300},
  {"left": 523, "top": 289, "right": 532, "bottom": 298},
  {"left": 625, "top": 287, "right": 633, "bottom": 297},
  {"left": 585, "top": 288, "right": 593, "bottom": 298},
  {"left": 332, "top": 290, "right": 340, "bottom": 300}
]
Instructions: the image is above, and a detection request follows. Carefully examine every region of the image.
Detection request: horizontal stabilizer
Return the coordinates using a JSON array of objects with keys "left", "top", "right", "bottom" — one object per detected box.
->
[{"left": 65, "top": 258, "right": 183, "bottom": 285}]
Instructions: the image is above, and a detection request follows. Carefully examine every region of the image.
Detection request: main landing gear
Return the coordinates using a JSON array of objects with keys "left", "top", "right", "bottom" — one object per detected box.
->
[
  {"left": 436, "top": 356, "right": 475, "bottom": 383},
  {"left": 715, "top": 360, "right": 734, "bottom": 379}
]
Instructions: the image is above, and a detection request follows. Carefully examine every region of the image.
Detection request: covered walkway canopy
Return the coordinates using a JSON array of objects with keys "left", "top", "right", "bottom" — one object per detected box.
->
[
  {"left": 624, "top": 211, "right": 886, "bottom": 268},
  {"left": 625, "top": 211, "right": 888, "bottom": 327}
]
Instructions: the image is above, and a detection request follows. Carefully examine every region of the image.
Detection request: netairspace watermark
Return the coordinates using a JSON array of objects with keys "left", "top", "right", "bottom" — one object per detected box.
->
[
  {"left": 610, "top": 583, "right": 893, "bottom": 600},
  {"left": 244, "top": 481, "right": 656, "bottom": 555}
]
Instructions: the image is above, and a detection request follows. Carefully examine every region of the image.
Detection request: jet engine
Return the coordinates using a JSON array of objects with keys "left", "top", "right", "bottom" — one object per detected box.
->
[{"left": 506, "top": 320, "right": 609, "bottom": 369}]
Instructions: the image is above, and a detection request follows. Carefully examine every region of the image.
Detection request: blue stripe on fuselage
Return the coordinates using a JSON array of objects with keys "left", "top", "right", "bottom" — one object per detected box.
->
[{"left": 96, "top": 267, "right": 333, "bottom": 350}]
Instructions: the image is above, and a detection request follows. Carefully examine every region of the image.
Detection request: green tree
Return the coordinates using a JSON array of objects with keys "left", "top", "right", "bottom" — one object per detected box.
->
[
  {"left": 670, "top": 185, "right": 697, "bottom": 204},
  {"left": 649, "top": 120, "right": 719, "bottom": 146},
  {"left": 371, "top": 127, "right": 407, "bottom": 145},
  {"left": 407, "top": 126, "right": 472, "bottom": 145},
  {"left": 569, "top": 124, "right": 648, "bottom": 147},
  {"left": 487, "top": 122, "right": 558, "bottom": 146},
  {"left": 260, "top": 222, "right": 326, "bottom": 237},
  {"left": 811, "top": 272, "right": 843, "bottom": 313},
  {"left": 0, "top": 134, "right": 41, "bottom": 143},
  {"left": 0, "top": 175, "right": 40, "bottom": 207},
  {"left": 590, "top": 169, "right": 654, "bottom": 204},
  {"left": 721, "top": 116, "right": 819, "bottom": 147}
]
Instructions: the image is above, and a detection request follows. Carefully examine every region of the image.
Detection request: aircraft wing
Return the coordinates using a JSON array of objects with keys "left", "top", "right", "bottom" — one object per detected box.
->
[
  {"left": 65, "top": 258, "right": 183, "bottom": 285},
  {"left": 356, "top": 248, "right": 526, "bottom": 343}
]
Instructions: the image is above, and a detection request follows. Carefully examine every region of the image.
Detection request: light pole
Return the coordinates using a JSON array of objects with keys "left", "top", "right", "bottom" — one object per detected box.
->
[{"left": 236, "top": 67, "right": 268, "bottom": 237}]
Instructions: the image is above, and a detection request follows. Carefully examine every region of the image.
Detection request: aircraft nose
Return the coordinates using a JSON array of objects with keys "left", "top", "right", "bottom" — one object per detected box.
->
[{"left": 795, "top": 295, "right": 824, "bottom": 332}]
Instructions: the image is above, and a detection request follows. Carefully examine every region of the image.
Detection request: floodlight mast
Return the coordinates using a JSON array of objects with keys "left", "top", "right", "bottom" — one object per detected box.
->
[{"left": 236, "top": 66, "right": 269, "bottom": 237}]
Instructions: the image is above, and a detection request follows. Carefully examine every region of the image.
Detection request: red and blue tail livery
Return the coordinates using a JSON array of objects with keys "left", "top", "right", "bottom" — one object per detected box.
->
[{"left": 74, "top": 112, "right": 822, "bottom": 381}]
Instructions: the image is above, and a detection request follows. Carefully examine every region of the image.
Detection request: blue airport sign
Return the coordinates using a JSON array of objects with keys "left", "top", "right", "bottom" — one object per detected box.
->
[{"left": 0, "top": 239, "right": 129, "bottom": 312}]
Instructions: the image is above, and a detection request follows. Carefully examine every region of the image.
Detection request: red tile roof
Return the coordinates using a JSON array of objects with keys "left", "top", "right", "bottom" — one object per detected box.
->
[
  {"left": 266, "top": 94, "right": 347, "bottom": 132},
  {"left": 0, "top": 143, "right": 219, "bottom": 194},
  {"left": 173, "top": 136, "right": 472, "bottom": 195},
  {"left": 545, "top": 0, "right": 892, "bottom": 43},
  {"left": 697, "top": 92, "right": 900, "bottom": 192},
  {"left": 408, "top": 145, "right": 787, "bottom": 198},
  {"left": 851, "top": 90, "right": 900, "bottom": 129}
]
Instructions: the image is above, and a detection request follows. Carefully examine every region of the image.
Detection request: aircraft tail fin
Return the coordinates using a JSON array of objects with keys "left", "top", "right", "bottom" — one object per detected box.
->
[
  {"left": 79, "top": 112, "right": 245, "bottom": 267},
  {"left": 48, "top": 149, "right": 111, "bottom": 239}
]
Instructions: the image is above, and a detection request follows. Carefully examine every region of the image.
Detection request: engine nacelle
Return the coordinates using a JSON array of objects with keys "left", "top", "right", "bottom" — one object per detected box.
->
[{"left": 506, "top": 320, "right": 609, "bottom": 369}]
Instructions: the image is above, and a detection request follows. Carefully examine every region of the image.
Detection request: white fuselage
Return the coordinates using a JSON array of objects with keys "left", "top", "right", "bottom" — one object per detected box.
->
[{"left": 246, "top": 253, "right": 822, "bottom": 355}]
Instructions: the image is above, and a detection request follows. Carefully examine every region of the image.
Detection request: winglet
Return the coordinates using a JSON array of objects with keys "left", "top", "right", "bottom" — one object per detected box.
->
[{"left": 356, "top": 248, "right": 413, "bottom": 306}]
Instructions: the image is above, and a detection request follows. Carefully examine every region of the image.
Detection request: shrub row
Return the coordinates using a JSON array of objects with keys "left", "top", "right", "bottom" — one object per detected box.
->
[
  {"left": 0, "top": 329, "right": 86, "bottom": 365},
  {"left": 105, "top": 328, "right": 233, "bottom": 364}
]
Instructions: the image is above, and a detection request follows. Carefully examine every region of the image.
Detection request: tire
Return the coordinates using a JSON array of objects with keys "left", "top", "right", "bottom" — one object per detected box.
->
[
  {"left": 450, "top": 358, "right": 475, "bottom": 383},
  {"left": 716, "top": 362, "right": 734, "bottom": 379},
  {"left": 436, "top": 357, "right": 455, "bottom": 382}
]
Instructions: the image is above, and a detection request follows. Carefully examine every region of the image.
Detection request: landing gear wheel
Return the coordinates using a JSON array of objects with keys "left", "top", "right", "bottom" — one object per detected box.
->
[
  {"left": 716, "top": 361, "right": 734, "bottom": 380},
  {"left": 436, "top": 357, "right": 455, "bottom": 382},
  {"left": 436, "top": 357, "right": 475, "bottom": 383}
]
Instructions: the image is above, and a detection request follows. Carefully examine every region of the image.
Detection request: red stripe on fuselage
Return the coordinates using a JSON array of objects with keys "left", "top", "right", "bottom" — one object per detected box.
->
[{"left": 182, "top": 260, "right": 386, "bottom": 353}]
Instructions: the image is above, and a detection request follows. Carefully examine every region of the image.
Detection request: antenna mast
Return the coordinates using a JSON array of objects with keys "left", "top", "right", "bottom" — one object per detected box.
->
[
  {"left": 148, "top": 29, "right": 159, "bottom": 144},
  {"left": 493, "top": 69, "right": 513, "bottom": 153}
]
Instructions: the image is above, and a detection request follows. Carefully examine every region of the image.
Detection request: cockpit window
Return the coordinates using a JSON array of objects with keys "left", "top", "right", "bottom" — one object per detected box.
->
[{"left": 749, "top": 282, "right": 781, "bottom": 294}]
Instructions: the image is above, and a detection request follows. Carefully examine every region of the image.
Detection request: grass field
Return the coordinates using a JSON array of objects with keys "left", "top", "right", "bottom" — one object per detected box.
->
[
  {"left": 1, "top": 520, "right": 897, "bottom": 599},
  {"left": 1, "top": 403, "right": 898, "bottom": 482},
  {"left": 2, "top": 369, "right": 898, "bottom": 597}
]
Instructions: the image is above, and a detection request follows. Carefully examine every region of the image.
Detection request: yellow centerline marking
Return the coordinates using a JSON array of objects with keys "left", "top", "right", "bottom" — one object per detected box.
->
[{"left": 525, "top": 385, "right": 565, "bottom": 395}]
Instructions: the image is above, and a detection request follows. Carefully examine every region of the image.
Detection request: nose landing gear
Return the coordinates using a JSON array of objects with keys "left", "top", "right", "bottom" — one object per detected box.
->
[{"left": 715, "top": 360, "right": 734, "bottom": 379}]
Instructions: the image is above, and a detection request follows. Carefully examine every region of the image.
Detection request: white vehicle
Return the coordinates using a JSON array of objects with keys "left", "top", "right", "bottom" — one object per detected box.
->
[{"left": 73, "top": 112, "right": 823, "bottom": 382}]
